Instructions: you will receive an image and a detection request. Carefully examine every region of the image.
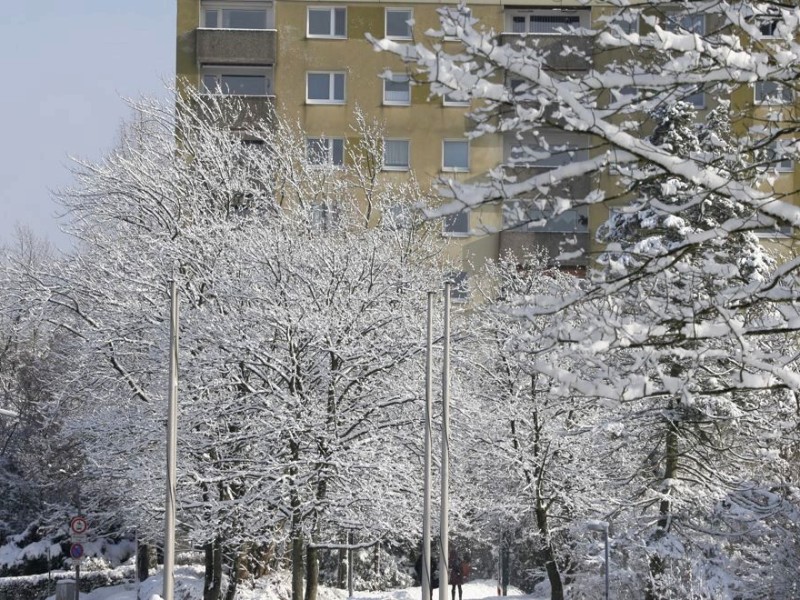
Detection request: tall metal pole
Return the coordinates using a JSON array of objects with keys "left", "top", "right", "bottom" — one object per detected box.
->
[
  {"left": 164, "top": 280, "right": 179, "bottom": 600},
  {"left": 439, "top": 283, "right": 451, "bottom": 600},
  {"left": 422, "top": 292, "right": 434, "bottom": 600},
  {"left": 603, "top": 528, "right": 610, "bottom": 600}
]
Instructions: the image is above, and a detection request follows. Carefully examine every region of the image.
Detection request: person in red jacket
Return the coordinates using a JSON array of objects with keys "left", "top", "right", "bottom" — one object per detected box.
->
[{"left": 450, "top": 551, "right": 471, "bottom": 600}]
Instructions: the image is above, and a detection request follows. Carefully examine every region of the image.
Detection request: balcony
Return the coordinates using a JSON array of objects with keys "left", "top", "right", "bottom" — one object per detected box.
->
[
  {"left": 499, "top": 230, "right": 590, "bottom": 267},
  {"left": 196, "top": 94, "right": 276, "bottom": 129},
  {"left": 500, "top": 33, "right": 592, "bottom": 71},
  {"left": 197, "top": 28, "right": 277, "bottom": 65}
]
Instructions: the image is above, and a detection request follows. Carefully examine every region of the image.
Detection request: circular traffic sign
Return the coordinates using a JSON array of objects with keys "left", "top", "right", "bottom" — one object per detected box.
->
[
  {"left": 70, "top": 516, "right": 88, "bottom": 535},
  {"left": 70, "top": 543, "right": 84, "bottom": 560}
]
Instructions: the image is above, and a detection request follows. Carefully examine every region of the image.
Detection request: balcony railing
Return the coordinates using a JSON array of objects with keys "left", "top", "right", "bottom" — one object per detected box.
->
[
  {"left": 499, "top": 230, "right": 590, "bottom": 267},
  {"left": 197, "top": 28, "right": 277, "bottom": 65},
  {"left": 499, "top": 33, "right": 592, "bottom": 71}
]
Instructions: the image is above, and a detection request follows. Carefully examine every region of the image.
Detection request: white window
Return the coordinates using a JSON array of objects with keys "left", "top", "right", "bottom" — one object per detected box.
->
[
  {"left": 443, "top": 91, "right": 470, "bottom": 106},
  {"left": 680, "top": 86, "right": 704, "bottom": 108},
  {"left": 504, "top": 201, "right": 588, "bottom": 232},
  {"left": 307, "top": 138, "right": 345, "bottom": 166},
  {"left": 755, "top": 81, "right": 793, "bottom": 104},
  {"left": 307, "top": 7, "right": 346, "bottom": 38},
  {"left": 202, "top": 66, "right": 272, "bottom": 96},
  {"left": 443, "top": 6, "right": 472, "bottom": 40},
  {"left": 384, "top": 139, "right": 410, "bottom": 170},
  {"left": 442, "top": 140, "right": 470, "bottom": 172},
  {"left": 383, "top": 73, "right": 411, "bottom": 105},
  {"left": 383, "top": 205, "right": 413, "bottom": 230},
  {"left": 311, "top": 203, "right": 339, "bottom": 230},
  {"left": 760, "top": 141, "right": 794, "bottom": 173},
  {"left": 386, "top": 8, "right": 413, "bottom": 39},
  {"left": 202, "top": 2, "right": 273, "bottom": 29},
  {"left": 757, "top": 18, "right": 780, "bottom": 37},
  {"left": 443, "top": 210, "right": 470, "bottom": 235},
  {"left": 666, "top": 13, "right": 704, "bottom": 34},
  {"left": 506, "top": 130, "right": 589, "bottom": 168},
  {"left": 508, "top": 11, "right": 583, "bottom": 34},
  {"left": 306, "top": 72, "right": 346, "bottom": 104},
  {"left": 448, "top": 271, "right": 469, "bottom": 302}
]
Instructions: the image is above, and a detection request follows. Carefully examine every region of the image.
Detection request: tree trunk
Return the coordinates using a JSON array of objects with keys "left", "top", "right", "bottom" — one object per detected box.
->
[
  {"left": 305, "top": 543, "right": 319, "bottom": 600},
  {"left": 136, "top": 542, "right": 149, "bottom": 582},
  {"left": 646, "top": 417, "right": 679, "bottom": 600},
  {"left": 223, "top": 546, "right": 241, "bottom": 600},
  {"left": 337, "top": 534, "right": 347, "bottom": 588},
  {"left": 292, "top": 535, "right": 305, "bottom": 600},
  {"left": 535, "top": 502, "right": 563, "bottom": 600},
  {"left": 205, "top": 537, "right": 223, "bottom": 600}
]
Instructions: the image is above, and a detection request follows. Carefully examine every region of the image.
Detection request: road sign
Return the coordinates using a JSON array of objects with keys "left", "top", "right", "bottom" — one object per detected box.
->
[
  {"left": 70, "top": 516, "right": 88, "bottom": 536},
  {"left": 70, "top": 543, "right": 84, "bottom": 561}
]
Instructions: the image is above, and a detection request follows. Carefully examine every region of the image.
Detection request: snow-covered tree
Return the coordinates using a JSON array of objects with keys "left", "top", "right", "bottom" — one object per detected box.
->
[
  {"left": 374, "top": 7, "right": 800, "bottom": 597},
  {"left": 32, "top": 87, "right": 446, "bottom": 600}
]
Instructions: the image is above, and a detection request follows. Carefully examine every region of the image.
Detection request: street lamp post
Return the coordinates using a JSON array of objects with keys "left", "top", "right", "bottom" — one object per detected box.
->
[{"left": 587, "top": 521, "right": 609, "bottom": 600}]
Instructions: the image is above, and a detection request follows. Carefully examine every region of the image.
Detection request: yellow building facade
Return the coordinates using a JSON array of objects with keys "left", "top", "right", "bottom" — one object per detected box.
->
[{"left": 176, "top": 1, "right": 798, "bottom": 291}]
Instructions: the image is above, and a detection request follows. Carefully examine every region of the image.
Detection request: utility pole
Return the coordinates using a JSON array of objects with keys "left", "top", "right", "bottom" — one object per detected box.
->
[
  {"left": 164, "top": 280, "right": 179, "bottom": 600},
  {"left": 439, "top": 282, "right": 451, "bottom": 600},
  {"left": 421, "top": 292, "right": 434, "bottom": 600}
]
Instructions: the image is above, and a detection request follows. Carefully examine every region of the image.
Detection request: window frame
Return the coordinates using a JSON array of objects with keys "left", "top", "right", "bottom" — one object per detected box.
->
[
  {"left": 383, "top": 139, "right": 411, "bottom": 171},
  {"left": 442, "top": 210, "right": 470, "bottom": 236},
  {"left": 307, "top": 6, "right": 347, "bottom": 39},
  {"left": 442, "top": 139, "right": 470, "bottom": 172},
  {"left": 201, "top": 65, "right": 273, "bottom": 96},
  {"left": 447, "top": 271, "right": 470, "bottom": 302},
  {"left": 506, "top": 9, "right": 587, "bottom": 35},
  {"left": 443, "top": 91, "right": 470, "bottom": 107},
  {"left": 201, "top": 1, "right": 274, "bottom": 29},
  {"left": 385, "top": 8, "right": 413, "bottom": 40},
  {"left": 383, "top": 73, "right": 411, "bottom": 106},
  {"left": 306, "top": 137, "right": 345, "bottom": 167},
  {"left": 306, "top": 71, "right": 347, "bottom": 104},
  {"left": 754, "top": 81, "right": 793, "bottom": 105}
]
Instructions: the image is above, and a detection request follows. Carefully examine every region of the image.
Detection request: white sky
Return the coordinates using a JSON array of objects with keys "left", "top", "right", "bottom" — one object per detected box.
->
[{"left": 0, "top": 2, "right": 174, "bottom": 251}]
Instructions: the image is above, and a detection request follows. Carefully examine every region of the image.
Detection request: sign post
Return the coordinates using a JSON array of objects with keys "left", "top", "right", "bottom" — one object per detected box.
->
[{"left": 69, "top": 516, "right": 88, "bottom": 600}]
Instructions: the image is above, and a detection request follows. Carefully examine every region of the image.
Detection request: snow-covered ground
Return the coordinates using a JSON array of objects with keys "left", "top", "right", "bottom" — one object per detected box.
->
[{"left": 44, "top": 571, "right": 535, "bottom": 600}]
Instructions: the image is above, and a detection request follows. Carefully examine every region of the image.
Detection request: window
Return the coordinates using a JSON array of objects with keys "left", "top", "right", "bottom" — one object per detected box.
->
[
  {"left": 383, "top": 205, "right": 413, "bottom": 230},
  {"left": 447, "top": 271, "right": 469, "bottom": 302},
  {"left": 311, "top": 203, "right": 339, "bottom": 230},
  {"left": 758, "top": 18, "right": 780, "bottom": 37},
  {"left": 443, "top": 210, "right": 470, "bottom": 235},
  {"left": 307, "top": 7, "right": 346, "bottom": 38},
  {"left": 760, "top": 141, "right": 794, "bottom": 173},
  {"left": 443, "top": 91, "right": 470, "bottom": 106},
  {"left": 383, "top": 73, "right": 411, "bottom": 105},
  {"left": 384, "top": 139, "right": 410, "bottom": 170},
  {"left": 386, "top": 9, "right": 413, "bottom": 39},
  {"left": 443, "top": 6, "right": 472, "bottom": 40},
  {"left": 306, "top": 72, "right": 346, "bottom": 104},
  {"left": 443, "top": 140, "right": 469, "bottom": 172},
  {"left": 202, "top": 66, "right": 272, "bottom": 96},
  {"left": 202, "top": 2, "right": 273, "bottom": 29},
  {"left": 509, "top": 11, "right": 582, "bottom": 34},
  {"left": 504, "top": 202, "right": 588, "bottom": 232},
  {"left": 307, "top": 138, "right": 345, "bottom": 166},
  {"left": 505, "top": 130, "right": 589, "bottom": 168},
  {"left": 755, "top": 81, "right": 793, "bottom": 104},
  {"left": 680, "top": 86, "right": 704, "bottom": 108},
  {"left": 666, "top": 13, "right": 704, "bottom": 34}
]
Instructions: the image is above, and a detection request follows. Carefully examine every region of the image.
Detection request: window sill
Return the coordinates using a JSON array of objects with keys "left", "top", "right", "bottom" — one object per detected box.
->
[
  {"left": 383, "top": 101, "right": 411, "bottom": 107},
  {"left": 383, "top": 166, "right": 410, "bottom": 172},
  {"left": 441, "top": 231, "right": 471, "bottom": 237},
  {"left": 306, "top": 35, "right": 347, "bottom": 40},
  {"left": 306, "top": 100, "right": 347, "bottom": 105}
]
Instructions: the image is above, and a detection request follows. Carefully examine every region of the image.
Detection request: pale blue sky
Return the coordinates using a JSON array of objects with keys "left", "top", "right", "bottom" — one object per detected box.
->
[{"left": 0, "top": 2, "right": 175, "bottom": 250}]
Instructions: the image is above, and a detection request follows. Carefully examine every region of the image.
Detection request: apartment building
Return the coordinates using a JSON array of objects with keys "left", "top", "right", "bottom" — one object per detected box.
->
[{"left": 176, "top": 1, "right": 798, "bottom": 295}]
